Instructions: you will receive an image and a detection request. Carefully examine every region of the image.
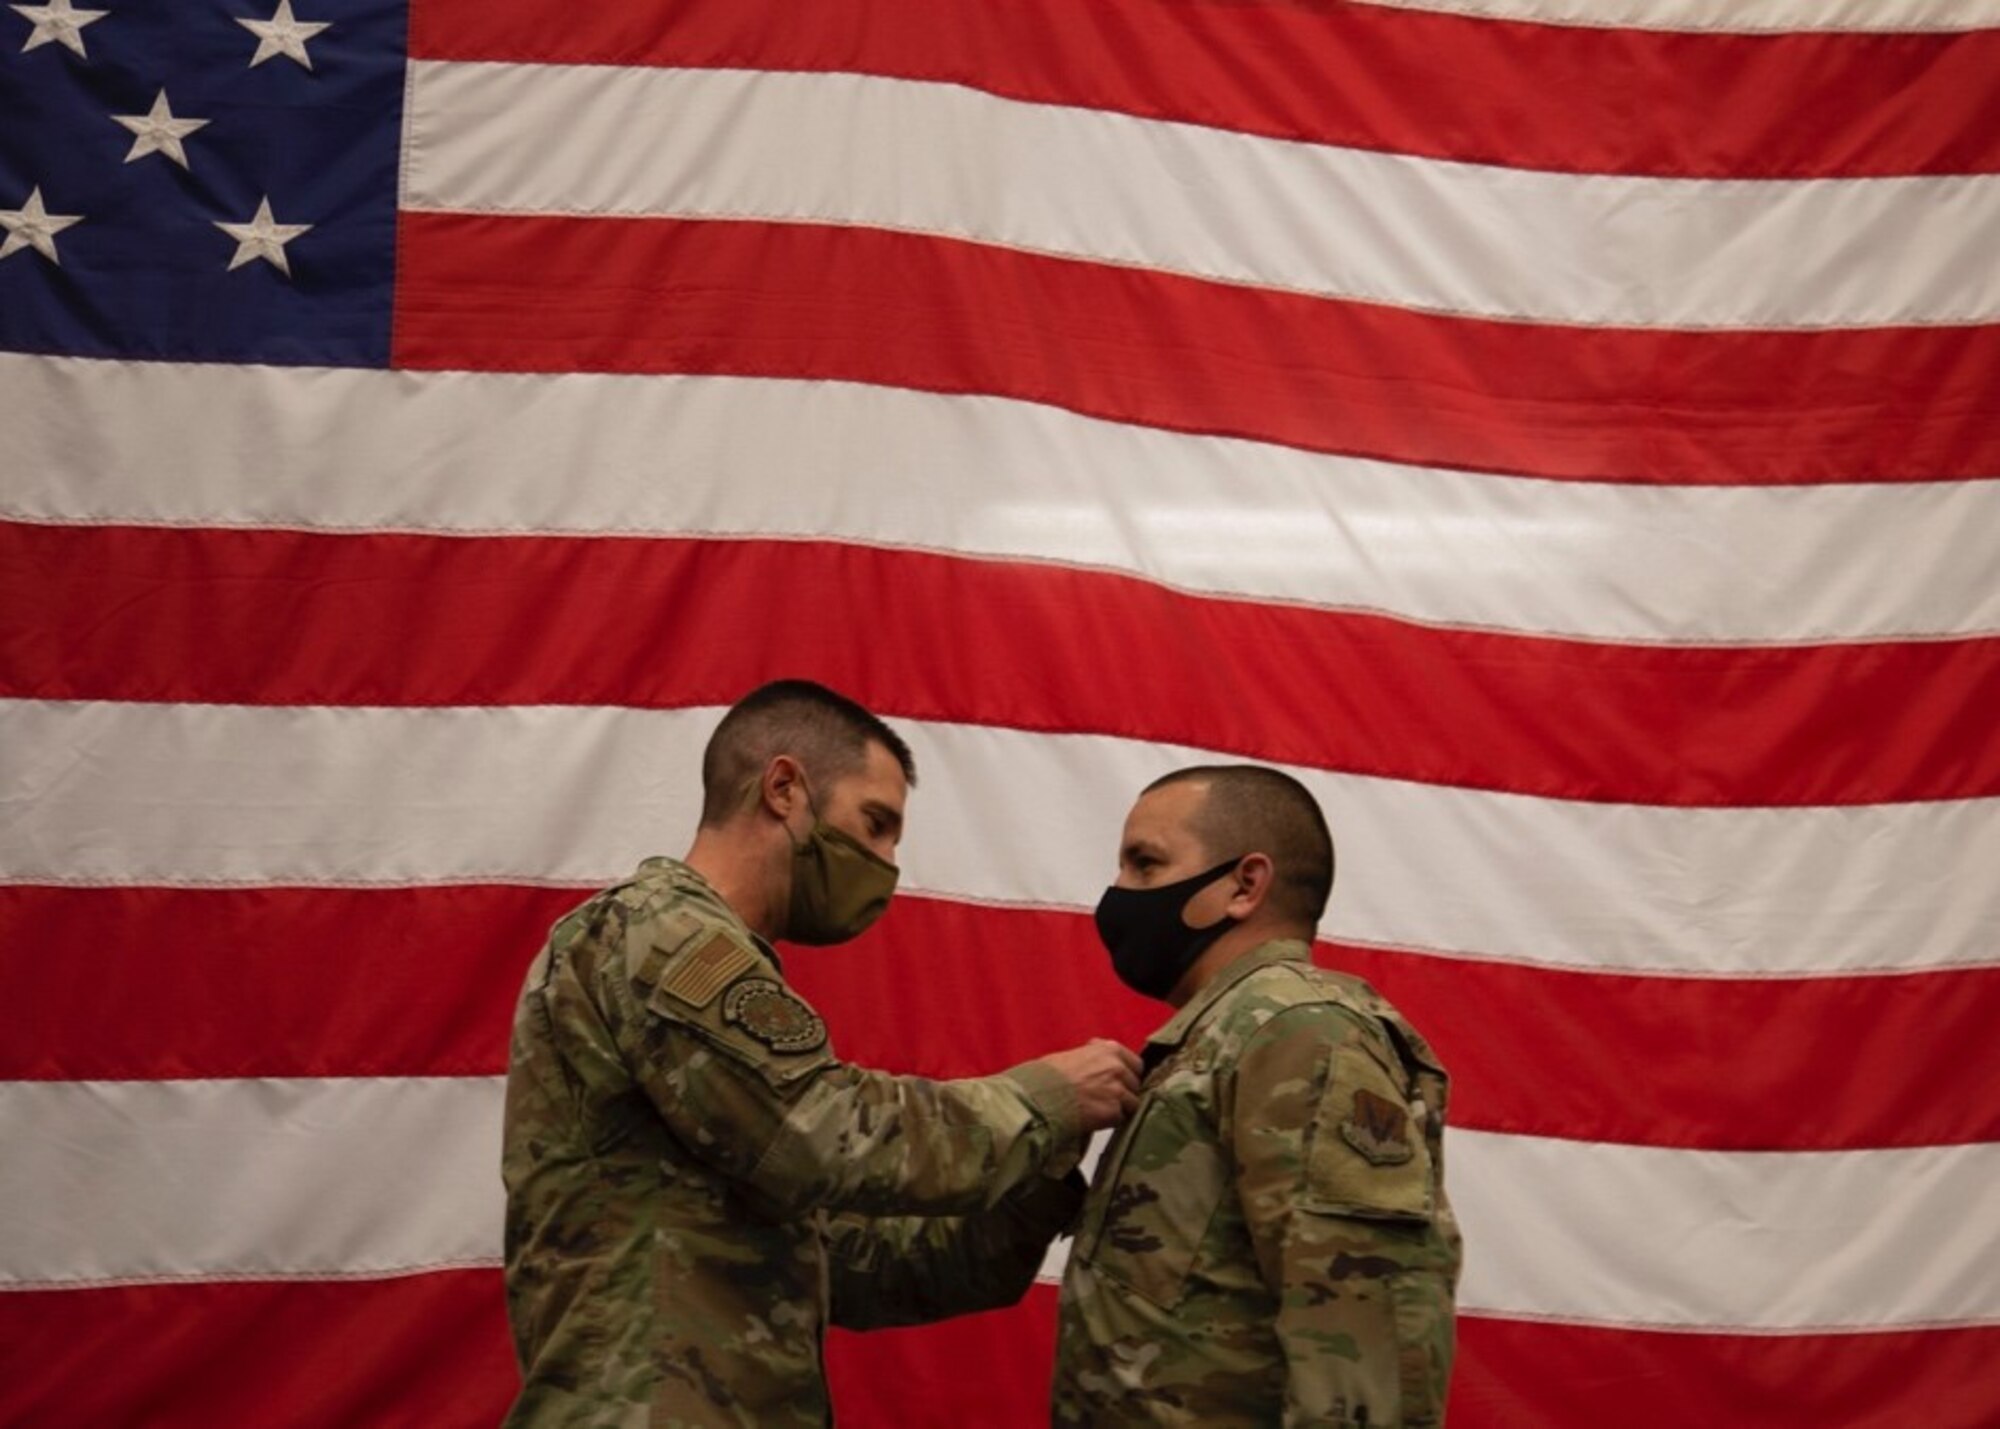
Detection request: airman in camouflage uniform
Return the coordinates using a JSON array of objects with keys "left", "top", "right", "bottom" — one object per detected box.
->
[
  {"left": 501, "top": 682, "right": 1142, "bottom": 1427},
  {"left": 1054, "top": 767, "right": 1461, "bottom": 1427}
]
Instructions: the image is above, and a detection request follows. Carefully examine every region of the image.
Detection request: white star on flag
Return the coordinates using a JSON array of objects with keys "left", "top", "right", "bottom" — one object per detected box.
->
[
  {"left": 214, "top": 196, "right": 312, "bottom": 276},
  {"left": 111, "top": 90, "right": 210, "bottom": 170},
  {"left": 10, "top": 0, "right": 108, "bottom": 57},
  {"left": 0, "top": 185, "right": 84, "bottom": 265},
  {"left": 236, "top": 0, "right": 328, "bottom": 70}
]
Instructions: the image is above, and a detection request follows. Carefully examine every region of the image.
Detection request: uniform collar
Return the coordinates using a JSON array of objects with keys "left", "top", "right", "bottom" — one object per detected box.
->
[
  {"left": 1141, "top": 937, "right": 1312, "bottom": 1071},
  {"left": 638, "top": 855, "right": 784, "bottom": 970}
]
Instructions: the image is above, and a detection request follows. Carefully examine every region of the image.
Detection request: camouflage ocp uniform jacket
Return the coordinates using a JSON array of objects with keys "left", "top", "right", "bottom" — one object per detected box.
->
[
  {"left": 501, "top": 857, "right": 1087, "bottom": 1428},
  {"left": 1053, "top": 939, "right": 1461, "bottom": 1428}
]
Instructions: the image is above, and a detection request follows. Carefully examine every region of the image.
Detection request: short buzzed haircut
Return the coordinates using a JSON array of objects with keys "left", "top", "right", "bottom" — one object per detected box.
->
[
  {"left": 699, "top": 680, "right": 916, "bottom": 827},
  {"left": 1146, "top": 765, "right": 1334, "bottom": 926}
]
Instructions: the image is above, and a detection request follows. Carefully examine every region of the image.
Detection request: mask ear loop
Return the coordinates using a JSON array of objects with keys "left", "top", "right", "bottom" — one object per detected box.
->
[
  {"left": 1190, "top": 856, "right": 1249, "bottom": 930},
  {"left": 743, "top": 767, "right": 818, "bottom": 851}
]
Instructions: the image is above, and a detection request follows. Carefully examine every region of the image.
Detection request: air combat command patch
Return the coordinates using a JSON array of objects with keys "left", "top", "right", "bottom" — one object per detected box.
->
[
  {"left": 723, "top": 977, "right": 829, "bottom": 1054},
  {"left": 1340, "top": 1087, "right": 1415, "bottom": 1166}
]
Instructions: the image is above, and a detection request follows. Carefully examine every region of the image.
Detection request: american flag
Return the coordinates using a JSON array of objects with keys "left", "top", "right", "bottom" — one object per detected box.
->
[{"left": 4, "top": 0, "right": 1997, "bottom": 1423}]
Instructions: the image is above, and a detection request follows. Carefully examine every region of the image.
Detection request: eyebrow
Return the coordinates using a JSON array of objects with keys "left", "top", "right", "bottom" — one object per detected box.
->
[{"left": 1121, "top": 838, "right": 1167, "bottom": 862}]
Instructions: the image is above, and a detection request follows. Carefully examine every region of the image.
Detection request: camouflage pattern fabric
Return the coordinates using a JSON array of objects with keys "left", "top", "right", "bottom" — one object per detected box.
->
[
  {"left": 501, "top": 857, "right": 1086, "bottom": 1428},
  {"left": 1053, "top": 939, "right": 1461, "bottom": 1427}
]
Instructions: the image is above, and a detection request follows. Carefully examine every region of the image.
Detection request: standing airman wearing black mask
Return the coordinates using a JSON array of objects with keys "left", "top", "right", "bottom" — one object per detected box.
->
[{"left": 1054, "top": 764, "right": 1462, "bottom": 1427}]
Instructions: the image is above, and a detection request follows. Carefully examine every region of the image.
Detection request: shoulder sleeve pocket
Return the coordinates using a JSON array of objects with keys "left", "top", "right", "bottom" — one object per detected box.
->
[
  {"left": 645, "top": 968, "right": 835, "bottom": 1090},
  {"left": 1302, "top": 1039, "right": 1434, "bottom": 1223}
]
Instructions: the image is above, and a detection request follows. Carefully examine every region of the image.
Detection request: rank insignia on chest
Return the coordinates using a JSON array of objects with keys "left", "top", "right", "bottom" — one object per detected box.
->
[
  {"left": 1339, "top": 1088, "right": 1416, "bottom": 1166},
  {"left": 723, "top": 977, "right": 829, "bottom": 1054}
]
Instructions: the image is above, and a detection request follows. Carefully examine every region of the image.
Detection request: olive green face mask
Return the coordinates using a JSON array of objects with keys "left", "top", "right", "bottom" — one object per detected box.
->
[{"left": 784, "top": 796, "right": 900, "bottom": 946}]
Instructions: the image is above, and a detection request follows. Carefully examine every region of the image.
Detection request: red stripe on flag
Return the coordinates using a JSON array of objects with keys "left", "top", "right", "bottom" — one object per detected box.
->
[
  {"left": 6, "top": 1274, "right": 1994, "bottom": 1429},
  {"left": 1327, "top": 941, "right": 2000, "bottom": 1152},
  {"left": 836, "top": 1285, "right": 2000, "bottom": 1429},
  {"left": 7, "top": 521, "right": 1996, "bottom": 807},
  {"left": 2, "top": 884, "right": 569, "bottom": 1081},
  {"left": 827, "top": 1284, "right": 1061, "bottom": 1429},
  {"left": 1453, "top": 1314, "right": 2000, "bottom": 1429},
  {"left": 11, "top": 885, "right": 1997, "bottom": 1151},
  {"left": 0, "top": 1271, "right": 1043, "bottom": 1429},
  {"left": 405, "top": 0, "right": 2000, "bottom": 179},
  {"left": 393, "top": 214, "right": 2000, "bottom": 486},
  {"left": 810, "top": 902, "right": 2000, "bottom": 1154},
  {"left": 0, "top": 1272, "right": 517, "bottom": 1429}
]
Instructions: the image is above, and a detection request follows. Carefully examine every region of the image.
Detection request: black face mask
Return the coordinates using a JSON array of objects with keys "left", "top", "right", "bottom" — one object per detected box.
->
[{"left": 1094, "top": 857, "right": 1243, "bottom": 1002}]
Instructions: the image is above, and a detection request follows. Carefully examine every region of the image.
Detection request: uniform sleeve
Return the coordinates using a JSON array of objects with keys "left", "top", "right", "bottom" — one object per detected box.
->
[
  {"left": 1231, "top": 1003, "right": 1449, "bottom": 1429},
  {"left": 823, "top": 1170, "right": 1087, "bottom": 1330},
  {"left": 606, "top": 914, "right": 1085, "bottom": 1220}
]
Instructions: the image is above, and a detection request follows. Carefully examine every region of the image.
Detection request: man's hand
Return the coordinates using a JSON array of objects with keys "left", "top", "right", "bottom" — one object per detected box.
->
[{"left": 1040, "top": 1038, "right": 1142, "bottom": 1132}]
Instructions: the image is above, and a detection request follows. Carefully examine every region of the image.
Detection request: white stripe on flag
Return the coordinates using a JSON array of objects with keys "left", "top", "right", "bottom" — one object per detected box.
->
[
  {"left": 5, "top": 700, "right": 1995, "bottom": 978},
  {"left": 8, "top": 357, "right": 1994, "bottom": 645},
  {"left": 1444, "top": 1129, "right": 2000, "bottom": 1331},
  {"left": 0, "top": 1078, "right": 501, "bottom": 1288},
  {"left": 4, "top": 1078, "right": 1995, "bottom": 1332},
  {"left": 1040, "top": 1128, "right": 2000, "bottom": 1331},
  {"left": 401, "top": 62, "right": 2000, "bottom": 329}
]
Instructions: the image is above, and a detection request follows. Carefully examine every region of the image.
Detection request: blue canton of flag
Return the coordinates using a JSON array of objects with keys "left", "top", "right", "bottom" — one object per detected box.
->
[{"left": 0, "top": 0, "right": 406, "bottom": 365}]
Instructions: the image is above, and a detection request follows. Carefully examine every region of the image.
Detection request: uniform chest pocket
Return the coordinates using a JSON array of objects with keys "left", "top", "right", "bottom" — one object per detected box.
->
[{"left": 1081, "top": 1094, "right": 1228, "bottom": 1310}]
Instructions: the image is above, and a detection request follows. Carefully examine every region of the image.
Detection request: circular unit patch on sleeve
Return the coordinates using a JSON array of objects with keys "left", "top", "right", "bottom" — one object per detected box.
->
[{"left": 722, "top": 977, "right": 828, "bottom": 1054}]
